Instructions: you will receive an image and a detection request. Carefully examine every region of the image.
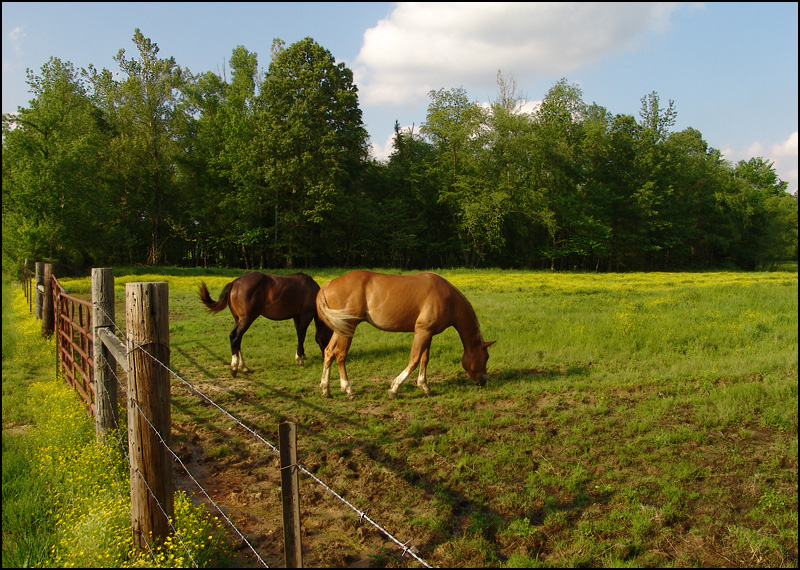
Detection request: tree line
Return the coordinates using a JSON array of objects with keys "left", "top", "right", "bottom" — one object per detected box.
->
[{"left": 3, "top": 31, "right": 797, "bottom": 274}]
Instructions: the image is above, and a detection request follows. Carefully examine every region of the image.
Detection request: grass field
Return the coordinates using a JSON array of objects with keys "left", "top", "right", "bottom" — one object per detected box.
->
[{"left": 5, "top": 267, "right": 798, "bottom": 567}]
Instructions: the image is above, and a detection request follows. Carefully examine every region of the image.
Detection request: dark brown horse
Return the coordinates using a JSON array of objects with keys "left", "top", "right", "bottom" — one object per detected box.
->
[
  {"left": 198, "top": 272, "right": 333, "bottom": 377},
  {"left": 316, "top": 270, "right": 495, "bottom": 399}
]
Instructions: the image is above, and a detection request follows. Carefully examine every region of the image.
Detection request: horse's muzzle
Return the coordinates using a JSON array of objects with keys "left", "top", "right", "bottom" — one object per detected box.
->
[{"left": 474, "top": 374, "right": 488, "bottom": 387}]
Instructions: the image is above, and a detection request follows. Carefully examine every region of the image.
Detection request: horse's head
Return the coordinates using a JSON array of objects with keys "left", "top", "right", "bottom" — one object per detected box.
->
[{"left": 462, "top": 340, "right": 495, "bottom": 386}]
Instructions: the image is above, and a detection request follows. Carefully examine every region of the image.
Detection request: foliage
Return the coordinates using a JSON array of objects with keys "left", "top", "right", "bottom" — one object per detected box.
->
[
  {"left": 2, "top": 58, "right": 113, "bottom": 272},
  {"left": 259, "top": 37, "right": 369, "bottom": 267},
  {"left": 2, "top": 31, "right": 796, "bottom": 272},
  {"left": 85, "top": 28, "right": 192, "bottom": 266}
]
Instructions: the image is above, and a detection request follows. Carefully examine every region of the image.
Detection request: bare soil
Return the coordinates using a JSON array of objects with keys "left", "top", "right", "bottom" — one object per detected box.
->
[{"left": 171, "top": 384, "right": 438, "bottom": 569}]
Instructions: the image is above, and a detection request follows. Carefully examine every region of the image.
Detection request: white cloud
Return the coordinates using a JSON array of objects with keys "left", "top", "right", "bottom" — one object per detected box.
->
[
  {"left": 9, "top": 25, "right": 26, "bottom": 56},
  {"left": 721, "top": 132, "right": 798, "bottom": 194},
  {"left": 369, "top": 123, "right": 419, "bottom": 162},
  {"left": 771, "top": 132, "right": 798, "bottom": 194},
  {"left": 354, "top": 2, "right": 679, "bottom": 107}
]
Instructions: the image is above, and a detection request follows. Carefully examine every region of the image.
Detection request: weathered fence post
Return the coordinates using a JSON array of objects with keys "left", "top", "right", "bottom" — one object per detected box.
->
[
  {"left": 92, "top": 268, "right": 119, "bottom": 438},
  {"left": 23, "top": 259, "right": 32, "bottom": 313},
  {"left": 35, "top": 261, "right": 43, "bottom": 320},
  {"left": 279, "top": 421, "right": 303, "bottom": 568},
  {"left": 125, "top": 282, "right": 173, "bottom": 549},
  {"left": 41, "top": 263, "right": 54, "bottom": 337}
]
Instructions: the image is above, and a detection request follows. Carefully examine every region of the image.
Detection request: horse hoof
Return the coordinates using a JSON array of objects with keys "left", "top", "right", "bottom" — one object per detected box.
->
[
  {"left": 321, "top": 391, "right": 331, "bottom": 398},
  {"left": 387, "top": 390, "right": 397, "bottom": 399},
  {"left": 231, "top": 369, "right": 238, "bottom": 378}
]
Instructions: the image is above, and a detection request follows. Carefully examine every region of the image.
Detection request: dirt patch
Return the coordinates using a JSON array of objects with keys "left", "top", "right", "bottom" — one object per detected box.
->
[{"left": 172, "top": 419, "right": 425, "bottom": 568}]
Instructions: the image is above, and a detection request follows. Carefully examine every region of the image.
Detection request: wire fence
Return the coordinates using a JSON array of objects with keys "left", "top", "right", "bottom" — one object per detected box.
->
[{"left": 22, "top": 266, "right": 433, "bottom": 568}]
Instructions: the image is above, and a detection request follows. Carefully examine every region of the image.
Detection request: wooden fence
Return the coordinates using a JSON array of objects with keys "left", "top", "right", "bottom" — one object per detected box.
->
[{"left": 23, "top": 263, "right": 304, "bottom": 565}]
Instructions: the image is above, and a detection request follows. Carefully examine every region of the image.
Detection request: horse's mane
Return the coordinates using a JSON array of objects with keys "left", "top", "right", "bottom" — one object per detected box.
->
[{"left": 445, "top": 277, "right": 484, "bottom": 343}]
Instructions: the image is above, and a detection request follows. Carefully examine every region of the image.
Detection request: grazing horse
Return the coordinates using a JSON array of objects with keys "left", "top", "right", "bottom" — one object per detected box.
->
[
  {"left": 198, "top": 272, "right": 333, "bottom": 377},
  {"left": 316, "top": 270, "right": 495, "bottom": 399}
]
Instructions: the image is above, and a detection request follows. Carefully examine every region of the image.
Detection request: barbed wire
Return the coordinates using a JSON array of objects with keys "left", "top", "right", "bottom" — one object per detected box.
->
[
  {"left": 94, "top": 348, "right": 268, "bottom": 567},
  {"left": 92, "top": 300, "right": 433, "bottom": 567}
]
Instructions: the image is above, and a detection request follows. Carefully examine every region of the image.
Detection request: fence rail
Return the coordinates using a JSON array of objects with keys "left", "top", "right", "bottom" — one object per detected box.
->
[{"left": 53, "top": 275, "right": 96, "bottom": 414}]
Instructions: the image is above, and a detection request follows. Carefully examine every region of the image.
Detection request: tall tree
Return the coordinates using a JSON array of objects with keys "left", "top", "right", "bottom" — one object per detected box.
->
[
  {"left": 634, "top": 91, "right": 678, "bottom": 268},
  {"left": 531, "top": 78, "right": 588, "bottom": 269},
  {"left": 480, "top": 72, "right": 544, "bottom": 266},
  {"left": 422, "top": 86, "right": 489, "bottom": 265},
  {"left": 87, "top": 29, "right": 190, "bottom": 265},
  {"left": 2, "top": 57, "right": 111, "bottom": 270},
  {"left": 732, "top": 157, "right": 797, "bottom": 268},
  {"left": 178, "top": 46, "right": 267, "bottom": 267},
  {"left": 258, "top": 37, "right": 367, "bottom": 267}
]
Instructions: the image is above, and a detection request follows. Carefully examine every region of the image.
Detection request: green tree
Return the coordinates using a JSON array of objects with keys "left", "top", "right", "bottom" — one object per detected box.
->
[
  {"left": 86, "top": 29, "right": 190, "bottom": 265},
  {"left": 177, "top": 46, "right": 268, "bottom": 267},
  {"left": 530, "top": 78, "right": 588, "bottom": 269},
  {"left": 369, "top": 122, "right": 456, "bottom": 268},
  {"left": 633, "top": 91, "right": 678, "bottom": 268},
  {"left": 422, "top": 86, "right": 489, "bottom": 265},
  {"left": 2, "top": 57, "right": 112, "bottom": 271},
  {"left": 660, "top": 128, "right": 735, "bottom": 268},
  {"left": 258, "top": 37, "right": 367, "bottom": 267},
  {"left": 732, "top": 157, "right": 796, "bottom": 268}
]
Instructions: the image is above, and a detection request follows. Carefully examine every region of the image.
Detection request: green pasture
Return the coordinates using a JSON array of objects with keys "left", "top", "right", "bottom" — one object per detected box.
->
[{"left": 4, "top": 267, "right": 798, "bottom": 567}]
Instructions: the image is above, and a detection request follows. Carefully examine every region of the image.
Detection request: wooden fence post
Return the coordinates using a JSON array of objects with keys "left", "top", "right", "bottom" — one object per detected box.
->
[
  {"left": 35, "top": 262, "right": 43, "bottom": 320},
  {"left": 92, "top": 268, "right": 119, "bottom": 438},
  {"left": 41, "top": 263, "right": 54, "bottom": 337},
  {"left": 23, "top": 258, "right": 32, "bottom": 313},
  {"left": 279, "top": 421, "right": 303, "bottom": 568},
  {"left": 125, "top": 282, "right": 173, "bottom": 549}
]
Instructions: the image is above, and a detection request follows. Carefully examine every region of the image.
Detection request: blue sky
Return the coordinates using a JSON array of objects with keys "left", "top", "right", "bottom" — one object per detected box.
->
[{"left": 3, "top": 2, "right": 797, "bottom": 193}]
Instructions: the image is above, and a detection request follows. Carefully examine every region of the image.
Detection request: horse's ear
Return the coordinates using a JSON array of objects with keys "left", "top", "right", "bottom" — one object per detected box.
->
[{"left": 483, "top": 340, "right": 496, "bottom": 348}]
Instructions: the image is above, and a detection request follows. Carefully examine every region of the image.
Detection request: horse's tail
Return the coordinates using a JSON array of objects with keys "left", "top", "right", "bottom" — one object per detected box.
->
[
  {"left": 198, "top": 281, "right": 233, "bottom": 313},
  {"left": 316, "top": 282, "right": 359, "bottom": 338}
]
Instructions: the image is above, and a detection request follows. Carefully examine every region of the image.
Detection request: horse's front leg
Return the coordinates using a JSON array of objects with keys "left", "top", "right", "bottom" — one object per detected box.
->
[
  {"left": 231, "top": 351, "right": 250, "bottom": 376},
  {"left": 389, "top": 331, "right": 432, "bottom": 398},
  {"left": 229, "top": 315, "right": 255, "bottom": 377}
]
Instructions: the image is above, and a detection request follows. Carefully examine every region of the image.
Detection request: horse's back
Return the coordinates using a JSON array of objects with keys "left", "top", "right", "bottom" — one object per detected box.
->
[
  {"left": 231, "top": 271, "right": 320, "bottom": 321},
  {"left": 322, "top": 271, "right": 459, "bottom": 333}
]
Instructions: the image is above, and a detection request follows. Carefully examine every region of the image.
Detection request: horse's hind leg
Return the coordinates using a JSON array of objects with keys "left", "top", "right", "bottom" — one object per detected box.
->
[
  {"left": 320, "top": 333, "right": 355, "bottom": 399},
  {"left": 335, "top": 335, "right": 355, "bottom": 399},
  {"left": 293, "top": 315, "right": 312, "bottom": 366},
  {"left": 320, "top": 334, "right": 337, "bottom": 397}
]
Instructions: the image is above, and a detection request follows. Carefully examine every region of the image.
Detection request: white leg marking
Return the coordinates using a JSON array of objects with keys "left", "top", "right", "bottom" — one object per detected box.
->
[
  {"left": 238, "top": 352, "right": 250, "bottom": 373},
  {"left": 339, "top": 376, "right": 354, "bottom": 399},
  {"left": 320, "top": 365, "right": 331, "bottom": 397},
  {"left": 389, "top": 369, "right": 410, "bottom": 396},
  {"left": 416, "top": 369, "right": 430, "bottom": 394}
]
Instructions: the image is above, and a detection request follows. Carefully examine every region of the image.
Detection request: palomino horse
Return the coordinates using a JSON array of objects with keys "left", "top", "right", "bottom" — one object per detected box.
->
[
  {"left": 316, "top": 270, "right": 495, "bottom": 399},
  {"left": 198, "top": 272, "right": 333, "bottom": 377}
]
